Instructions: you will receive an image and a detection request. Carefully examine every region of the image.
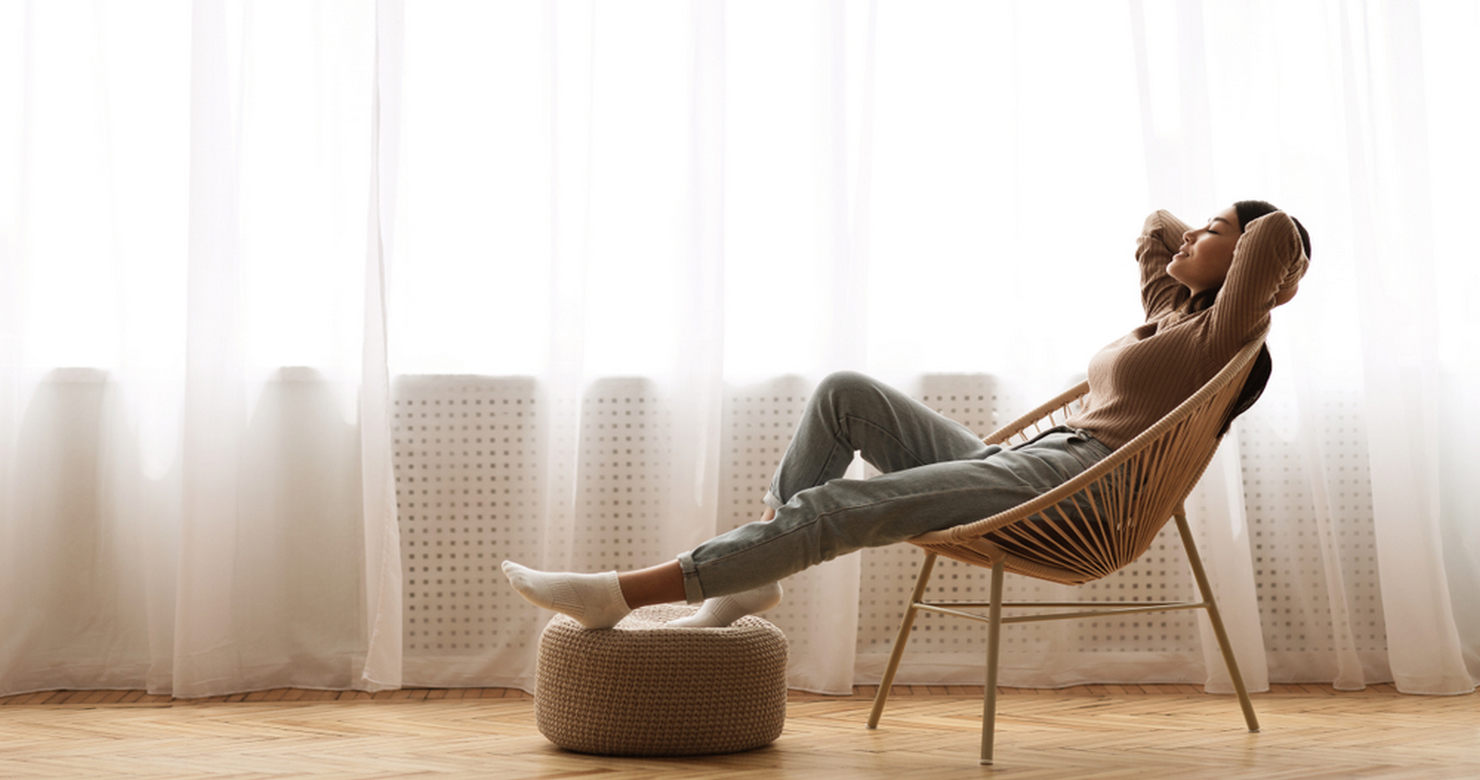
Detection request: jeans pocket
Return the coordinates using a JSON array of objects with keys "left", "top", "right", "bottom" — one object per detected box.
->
[
  {"left": 1064, "top": 429, "right": 1111, "bottom": 471},
  {"left": 1010, "top": 424, "right": 1074, "bottom": 451}
]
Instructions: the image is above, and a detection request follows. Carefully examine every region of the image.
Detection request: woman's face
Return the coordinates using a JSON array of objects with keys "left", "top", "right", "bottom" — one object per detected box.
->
[{"left": 1167, "top": 204, "right": 1240, "bottom": 295}]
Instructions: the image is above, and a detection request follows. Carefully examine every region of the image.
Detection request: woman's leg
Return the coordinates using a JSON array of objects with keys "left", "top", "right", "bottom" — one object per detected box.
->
[
  {"left": 762, "top": 370, "right": 996, "bottom": 511},
  {"left": 677, "top": 445, "right": 1092, "bottom": 602},
  {"left": 504, "top": 371, "right": 1004, "bottom": 627},
  {"left": 671, "top": 370, "right": 991, "bottom": 626},
  {"left": 617, "top": 560, "right": 686, "bottom": 605}
]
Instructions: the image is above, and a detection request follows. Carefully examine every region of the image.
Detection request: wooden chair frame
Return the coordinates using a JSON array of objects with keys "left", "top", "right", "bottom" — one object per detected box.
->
[{"left": 866, "top": 328, "right": 1269, "bottom": 764}]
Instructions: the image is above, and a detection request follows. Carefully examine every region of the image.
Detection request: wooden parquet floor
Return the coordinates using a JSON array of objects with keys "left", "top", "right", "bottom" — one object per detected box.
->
[{"left": 1, "top": 684, "right": 1476, "bottom": 778}]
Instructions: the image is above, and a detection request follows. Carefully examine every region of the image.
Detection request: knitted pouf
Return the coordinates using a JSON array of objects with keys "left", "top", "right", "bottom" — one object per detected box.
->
[{"left": 534, "top": 604, "right": 789, "bottom": 757}]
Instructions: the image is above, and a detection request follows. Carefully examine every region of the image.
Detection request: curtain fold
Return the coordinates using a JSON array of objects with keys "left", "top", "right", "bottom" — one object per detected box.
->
[
  {"left": 1, "top": 0, "right": 1475, "bottom": 698},
  {"left": 358, "top": 0, "right": 406, "bottom": 693},
  {"left": 1335, "top": 0, "right": 1470, "bottom": 695}
]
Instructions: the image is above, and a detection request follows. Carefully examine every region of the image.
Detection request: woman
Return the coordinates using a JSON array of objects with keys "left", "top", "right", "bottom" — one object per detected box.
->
[{"left": 504, "top": 200, "right": 1312, "bottom": 630}]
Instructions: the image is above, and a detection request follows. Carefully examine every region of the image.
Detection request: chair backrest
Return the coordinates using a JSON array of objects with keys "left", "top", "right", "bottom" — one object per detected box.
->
[{"left": 907, "top": 326, "right": 1271, "bottom": 585}]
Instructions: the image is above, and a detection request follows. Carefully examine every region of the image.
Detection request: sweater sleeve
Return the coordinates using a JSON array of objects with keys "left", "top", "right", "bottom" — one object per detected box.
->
[
  {"left": 1137, "top": 209, "right": 1192, "bottom": 321},
  {"left": 1208, "top": 210, "right": 1308, "bottom": 351}
]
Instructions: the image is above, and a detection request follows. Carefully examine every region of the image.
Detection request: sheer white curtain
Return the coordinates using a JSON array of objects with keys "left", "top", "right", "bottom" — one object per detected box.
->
[
  {"left": 1139, "top": 0, "right": 1477, "bottom": 695},
  {"left": 0, "top": 0, "right": 400, "bottom": 697},
  {"left": 2, "top": 0, "right": 1476, "bottom": 699}
]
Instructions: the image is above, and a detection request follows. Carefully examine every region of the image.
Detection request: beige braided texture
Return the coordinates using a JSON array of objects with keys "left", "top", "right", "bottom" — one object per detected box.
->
[
  {"left": 534, "top": 604, "right": 789, "bottom": 757},
  {"left": 909, "top": 327, "right": 1270, "bottom": 585}
]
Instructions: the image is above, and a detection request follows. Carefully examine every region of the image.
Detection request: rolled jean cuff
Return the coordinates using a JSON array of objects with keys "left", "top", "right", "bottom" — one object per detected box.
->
[
  {"left": 674, "top": 551, "right": 707, "bottom": 604},
  {"left": 762, "top": 489, "right": 785, "bottom": 512}
]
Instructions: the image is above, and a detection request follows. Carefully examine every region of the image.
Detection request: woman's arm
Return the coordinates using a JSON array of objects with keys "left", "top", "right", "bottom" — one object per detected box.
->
[
  {"left": 1138, "top": 209, "right": 1192, "bottom": 320},
  {"left": 1207, "top": 210, "right": 1309, "bottom": 353}
]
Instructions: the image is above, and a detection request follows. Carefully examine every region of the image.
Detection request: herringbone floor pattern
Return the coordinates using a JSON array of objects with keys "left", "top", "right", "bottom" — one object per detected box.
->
[{"left": 1, "top": 685, "right": 1475, "bottom": 778}]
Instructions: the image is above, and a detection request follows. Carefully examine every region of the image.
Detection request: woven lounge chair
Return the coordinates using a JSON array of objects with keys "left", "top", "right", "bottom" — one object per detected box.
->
[{"left": 867, "top": 326, "right": 1270, "bottom": 764}]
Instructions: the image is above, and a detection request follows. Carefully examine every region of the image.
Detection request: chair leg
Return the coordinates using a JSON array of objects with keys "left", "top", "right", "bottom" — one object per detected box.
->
[
  {"left": 1175, "top": 512, "right": 1260, "bottom": 733},
  {"left": 868, "top": 552, "right": 937, "bottom": 729},
  {"left": 980, "top": 558, "right": 1005, "bottom": 765}
]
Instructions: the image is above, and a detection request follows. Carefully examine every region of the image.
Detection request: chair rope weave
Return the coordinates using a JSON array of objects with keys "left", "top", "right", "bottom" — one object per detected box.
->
[
  {"left": 911, "top": 324, "right": 1271, "bottom": 585},
  {"left": 868, "top": 326, "right": 1271, "bottom": 764}
]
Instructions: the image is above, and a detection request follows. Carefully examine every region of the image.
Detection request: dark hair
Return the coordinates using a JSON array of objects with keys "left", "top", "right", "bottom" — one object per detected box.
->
[
  {"left": 1236, "top": 200, "right": 1312, "bottom": 258},
  {"left": 1183, "top": 200, "right": 1313, "bottom": 437}
]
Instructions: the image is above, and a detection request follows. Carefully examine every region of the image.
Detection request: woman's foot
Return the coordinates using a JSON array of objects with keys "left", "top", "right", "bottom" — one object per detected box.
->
[
  {"left": 666, "top": 581, "right": 784, "bottom": 628},
  {"left": 501, "top": 560, "right": 632, "bottom": 629}
]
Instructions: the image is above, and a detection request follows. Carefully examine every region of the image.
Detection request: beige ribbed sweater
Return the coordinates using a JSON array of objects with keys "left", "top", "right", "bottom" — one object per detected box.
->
[{"left": 1063, "top": 208, "right": 1309, "bottom": 451}]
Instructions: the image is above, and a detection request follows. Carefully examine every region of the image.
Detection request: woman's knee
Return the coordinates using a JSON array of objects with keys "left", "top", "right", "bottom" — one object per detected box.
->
[{"left": 813, "top": 370, "right": 877, "bottom": 408}]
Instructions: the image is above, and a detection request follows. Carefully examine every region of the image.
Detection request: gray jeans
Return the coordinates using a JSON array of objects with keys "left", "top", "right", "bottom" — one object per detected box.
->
[{"left": 676, "top": 370, "right": 1114, "bottom": 603}]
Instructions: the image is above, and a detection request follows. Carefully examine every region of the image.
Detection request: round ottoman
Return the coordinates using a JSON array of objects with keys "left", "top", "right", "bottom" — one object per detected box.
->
[{"left": 534, "top": 603, "right": 788, "bottom": 756}]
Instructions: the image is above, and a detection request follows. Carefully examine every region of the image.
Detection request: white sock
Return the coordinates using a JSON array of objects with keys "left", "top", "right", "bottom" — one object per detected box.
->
[
  {"left": 667, "top": 581, "right": 783, "bottom": 628},
  {"left": 501, "top": 560, "right": 631, "bottom": 629}
]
